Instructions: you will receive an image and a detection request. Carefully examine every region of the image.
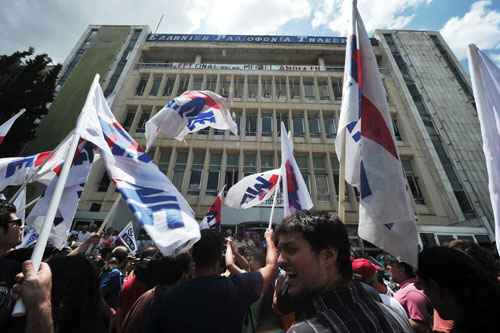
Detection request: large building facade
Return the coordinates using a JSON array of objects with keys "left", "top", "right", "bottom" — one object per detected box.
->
[{"left": 33, "top": 25, "right": 493, "bottom": 250}]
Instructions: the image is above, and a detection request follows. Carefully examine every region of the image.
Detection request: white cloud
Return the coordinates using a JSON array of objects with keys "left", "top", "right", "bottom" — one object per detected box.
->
[
  {"left": 441, "top": 1, "right": 500, "bottom": 61},
  {"left": 0, "top": 0, "right": 312, "bottom": 63},
  {"left": 311, "top": 0, "right": 431, "bottom": 35},
  {"left": 196, "top": 0, "right": 311, "bottom": 35}
]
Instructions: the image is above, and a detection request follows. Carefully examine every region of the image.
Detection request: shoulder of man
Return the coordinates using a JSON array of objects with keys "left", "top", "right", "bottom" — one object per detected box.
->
[{"left": 287, "top": 317, "right": 333, "bottom": 333}]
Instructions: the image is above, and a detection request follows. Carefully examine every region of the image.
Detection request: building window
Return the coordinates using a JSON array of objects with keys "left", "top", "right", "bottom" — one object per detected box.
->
[
  {"left": 233, "top": 76, "right": 244, "bottom": 98},
  {"left": 261, "top": 76, "right": 272, "bottom": 99},
  {"left": 277, "top": 111, "right": 289, "bottom": 135},
  {"left": 206, "top": 151, "right": 222, "bottom": 195},
  {"left": 122, "top": 107, "right": 136, "bottom": 131},
  {"left": 293, "top": 111, "right": 305, "bottom": 137},
  {"left": 162, "top": 76, "right": 175, "bottom": 96},
  {"left": 313, "top": 153, "right": 330, "bottom": 201},
  {"left": 318, "top": 78, "right": 330, "bottom": 100},
  {"left": 333, "top": 80, "right": 342, "bottom": 99},
  {"left": 289, "top": 77, "right": 300, "bottom": 100},
  {"left": 135, "top": 109, "right": 151, "bottom": 133},
  {"left": 231, "top": 109, "right": 241, "bottom": 136},
  {"left": 188, "top": 149, "right": 205, "bottom": 195},
  {"left": 261, "top": 151, "right": 274, "bottom": 171},
  {"left": 295, "top": 153, "right": 310, "bottom": 191},
  {"left": 157, "top": 147, "right": 171, "bottom": 174},
  {"left": 402, "top": 159, "right": 425, "bottom": 204},
  {"left": 244, "top": 151, "right": 257, "bottom": 176},
  {"left": 420, "top": 233, "right": 437, "bottom": 248},
  {"left": 275, "top": 76, "right": 287, "bottom": 100},
  {"left": 393, "top": 118, "right": 402, "bottom": 141},
  {"left": 248, "top": 76, "right": 258, "bottom": 99},
  {"left": 303, "top": 78, "right": 315, "bottom": 100},
  {"left": 245, "top": 110, "right": 257, "bottom": 136},
  {"left": 206, "top": 75, "right": 217, "bottom": 92},
  {"left": 324, "top": 111, "right": 337, "bottom": 138},
  {"left": 135, "top": 75, "right": 148, "bottom": 96},
  {"left": 225, "top": 153, "right": 239, "bottom": 191},
  {"left": 178, "top": 75, "right": 189, "bottom": 94},
  {"left": 220, "top": 75, "right": 231, "bottom": 97},
  {"left": 89, "top": 203, "right": 102, "bottom": 212},
  {"left": 330, "top": 155, "right": 340, "bottom": 194},
  {"left": 173, "top": 150, "right": 188, "bottom": 190},
  {"left": 97, "top": 173, "right": 110, "bottom": 192},
  {"left": 192, "top": 75, "right": 203, "bottom": 90},
  {"left": 149, "top": 75, "right": 162, "bottom": 96},
  {"left": 308, "top": 111, "right": 321, "bottom": 138},
  {"left": 261, "top": 110, "right": 273, "bottom": 137}
]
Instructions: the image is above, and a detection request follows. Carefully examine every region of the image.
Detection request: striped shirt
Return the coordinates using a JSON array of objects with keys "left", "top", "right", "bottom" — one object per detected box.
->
[{"left": 287, "top": 281, "right": 413, "bottom": 333}]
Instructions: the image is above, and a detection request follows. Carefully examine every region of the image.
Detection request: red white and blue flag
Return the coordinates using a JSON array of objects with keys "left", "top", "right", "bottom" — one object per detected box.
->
[
  {"left": 145, "top": 90, "right": 238, "bottom": 149},
  {"left": 280, "top": 122, "right": 313, "bottom": 217},
  {"left": 79, "top": 81, "right": 200, "bottom": 256},
  {"left": 0, "top": 109, "right": 25, "bottom": 144},
  {"left": 200, "top": 189, "right": 224, "bottom": 230},
  {"left": 225, "top": 169, "right": 281, "bottom": 209},
  {"left": 336, "top": 2, "right": 417, "bottom": 266}
]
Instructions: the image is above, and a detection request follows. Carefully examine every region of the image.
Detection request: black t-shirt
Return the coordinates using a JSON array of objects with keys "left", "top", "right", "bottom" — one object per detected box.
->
[
  {"left": 0, "top": 256, "right": 22, "bottom": 331},
  {"left": 147, "top": 272, "right": 263, "bottom": 333}
]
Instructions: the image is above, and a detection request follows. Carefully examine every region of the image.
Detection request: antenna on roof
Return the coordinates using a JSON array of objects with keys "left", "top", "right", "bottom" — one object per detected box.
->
[{"left": 154, "top": 14, "right": 165, "bottom": 33}]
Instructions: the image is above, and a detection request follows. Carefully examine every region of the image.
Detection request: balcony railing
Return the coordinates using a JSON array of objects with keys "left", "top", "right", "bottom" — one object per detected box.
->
[{"left": 136, "top": 62, "right": 345, "bottom": 73}]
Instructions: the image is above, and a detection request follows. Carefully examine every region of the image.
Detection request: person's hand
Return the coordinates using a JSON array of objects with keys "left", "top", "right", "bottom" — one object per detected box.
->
[
  {"left": 225, "top": 242, "right": 235, "bottom": 267},
  {"left": 264, "top": 228, "right": 274, "bottom": 243},
  {"left": 13, "top": 261, "right": 52, "bottom": 311}
]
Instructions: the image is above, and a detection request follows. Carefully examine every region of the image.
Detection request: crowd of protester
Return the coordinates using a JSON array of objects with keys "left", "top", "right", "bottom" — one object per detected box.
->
[{"left": 1, "top": 198, "right": 500, "bottom": 333}]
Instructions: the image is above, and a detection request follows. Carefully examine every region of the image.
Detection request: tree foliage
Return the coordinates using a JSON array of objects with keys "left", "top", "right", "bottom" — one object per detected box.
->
[{"left": 0, "top": 48, "right": 62, "bottom": 157}]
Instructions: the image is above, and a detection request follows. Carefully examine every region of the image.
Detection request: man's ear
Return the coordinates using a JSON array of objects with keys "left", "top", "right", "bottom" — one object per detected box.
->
[{"left": 320, "top": 247, "right": 338, "bottom": 266}]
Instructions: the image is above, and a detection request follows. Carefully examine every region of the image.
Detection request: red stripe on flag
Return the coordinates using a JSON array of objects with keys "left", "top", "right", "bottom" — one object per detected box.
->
[
  {"left": 353, "top": 49, "right": 363, "bottom": 88},
  {"left": 361, "top": 96, "right": 398, "bottom": 159}
]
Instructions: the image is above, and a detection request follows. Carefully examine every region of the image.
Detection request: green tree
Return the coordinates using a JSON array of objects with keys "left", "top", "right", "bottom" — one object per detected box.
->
[{"left": 0, "top": 48, "right": 61, "bottom": 157}]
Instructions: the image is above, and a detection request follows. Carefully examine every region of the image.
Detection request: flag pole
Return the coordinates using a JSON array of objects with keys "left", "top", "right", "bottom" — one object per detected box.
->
[
  {"left": 267, "top": 170, "right": 282, "bottom": 230},
  {"left": 337, "top": 133, "right": 347, "bottom": 223},
  {"left": 12, "top": 74, "right": 101, "bottom": 317}
]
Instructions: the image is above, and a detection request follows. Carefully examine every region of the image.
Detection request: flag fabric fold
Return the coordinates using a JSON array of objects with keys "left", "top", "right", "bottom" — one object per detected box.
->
[
  {"left": 200, "top": 189, "right": 224, "bottom": 230},
  {"left": 0, "top": 109, "right": 26, "bottom": 144},
  {"left": 335, "top": 3, "right": 417, "bottom": 266},
  {"left": 225, "top": 169, "right": 281, "bottom": 209},
  {"left": 145, "top": 90, "right": 237, "bottom": 149},
  {"left": 280, "top": 122, "right": 313, "bottom": 218},
  {"left": 80, "top": 81, "right": 200, "bottom": 256},
  {"left": 468, "top": 44, "right": 500, "bottom": 255}
]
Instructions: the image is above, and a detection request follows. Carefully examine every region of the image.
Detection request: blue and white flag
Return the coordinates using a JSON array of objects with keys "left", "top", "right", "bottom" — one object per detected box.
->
[
  {"left": 225, "top": 169, "right": 281, "bottom": 209},
  {"left": 145, "top": 90, "right": 237, "bottom": 149},
  {"left": 80, "top": 81, "right": 200, "bottom": 255},
  {"left": 27, "top": 140, "right": 94, "bottom": 249},
  {"left": 336, "top": 2, "right": 417, "bottom": 267},
  {"left": 118, "top": 221, "right": 138, "bottom": 255},
  {"left": 468, "top": 45, "right": 500, "bottom": 255},
  {"left": 280, "top": 122, "right": 313, "bottom": 217}
]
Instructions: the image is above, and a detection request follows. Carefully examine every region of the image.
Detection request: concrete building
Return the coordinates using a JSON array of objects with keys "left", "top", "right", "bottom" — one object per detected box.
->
[{"left": 32, "top": 25, "right": 492, "bottom": 250}]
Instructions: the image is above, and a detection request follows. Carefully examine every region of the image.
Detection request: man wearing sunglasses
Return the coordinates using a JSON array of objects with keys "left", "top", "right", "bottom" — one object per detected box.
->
[{"left": 0, "top": 200, "right": 23, "bottom": 256}]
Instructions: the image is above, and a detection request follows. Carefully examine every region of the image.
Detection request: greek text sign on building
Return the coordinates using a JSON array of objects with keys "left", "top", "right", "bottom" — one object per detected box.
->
[{"left": 147, "top": 34, "right": 347, "bottom": 45}]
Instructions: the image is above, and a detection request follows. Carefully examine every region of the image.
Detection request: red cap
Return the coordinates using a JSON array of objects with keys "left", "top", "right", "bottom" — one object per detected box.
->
[{"left": 352, "top": 258, "right": 378, "bottom": 280}]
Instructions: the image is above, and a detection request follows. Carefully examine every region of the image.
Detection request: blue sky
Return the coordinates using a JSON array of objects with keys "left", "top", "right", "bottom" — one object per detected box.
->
[{"left": 1, "top": 0, "right": 499, "bottom": 67}]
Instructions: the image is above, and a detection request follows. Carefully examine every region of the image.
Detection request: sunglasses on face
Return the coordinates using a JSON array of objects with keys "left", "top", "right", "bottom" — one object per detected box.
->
[{"left": 8, "top": 219, "right": 23, "bottom": 227}]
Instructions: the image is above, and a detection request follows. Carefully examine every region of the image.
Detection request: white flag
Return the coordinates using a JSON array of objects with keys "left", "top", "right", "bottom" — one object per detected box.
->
[
  {"left": 0, "top": 109, "right": 25, "bottom": 144},
  {"left": 280, "top": 122, "right": 313, "bottom": 218},
  {"left": 145, "top": 90, "right": 237, "bottom": 149},
  {"left": 336, "top": 2, "right": 417, "bottom": 267},
  {"left": 468, "top": 45, "right": 500, "bottom": 255},
  {"left": 12, "top": 186, "right": 26, "bottom": 226},
  {"left": 27, "top": 141, "right": 94, "bottom": 249},
  {"left": 79, "top": 81, "right": 200, "bottom": 256},
  {"left": 225, "top": 169, "right": 281, "bottom": 209},
  {"left": 118, "top": 221, "right": 138, "bottom": 255}
]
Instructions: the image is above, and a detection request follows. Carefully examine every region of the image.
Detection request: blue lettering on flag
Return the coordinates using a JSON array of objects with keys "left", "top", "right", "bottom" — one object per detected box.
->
[
  {"left": 240, "top": 176, "right": 273, "bottom": 205},
  {"left": 347, "top": 120, "right": 361, "bottom": 143},
  {"left": 360, "top": 161, "right": 372, "bottom": 199},
  {"left": 187, "top": 111, "right": 216, "bottom": 130},
  {"left": 6, "top": 156, "right": 35, "bottom": 178},
  {"left": 119, "top": 184, "right": 184, "bottom": 229}
]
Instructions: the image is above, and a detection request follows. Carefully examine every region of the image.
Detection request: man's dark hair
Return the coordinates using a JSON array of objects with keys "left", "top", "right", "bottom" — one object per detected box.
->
[
  {"left": 0, "top": 199, "right": 16, "bottom": 232},
  {"left": 276, "top": 212, "right": 353, "bottom": 280},
  {"left": 395, "top": 261, "right": 415, "bottom": 278},
  {"left": 192, "top": 229, "right": 224, "bottom": 269},
  {"left": 151, "top": 253, "right": 192, "bottom": 286}
]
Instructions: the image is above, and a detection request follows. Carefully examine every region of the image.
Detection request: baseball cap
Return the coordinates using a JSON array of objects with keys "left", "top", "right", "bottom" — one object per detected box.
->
[{"left": 352, "top": 258, "right": 380, "bottom": 281}]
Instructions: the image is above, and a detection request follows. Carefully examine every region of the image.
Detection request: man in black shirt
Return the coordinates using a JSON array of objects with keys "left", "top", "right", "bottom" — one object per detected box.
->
[{"left": 147, "top": 228, "right": 278, "bottom": 333}]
